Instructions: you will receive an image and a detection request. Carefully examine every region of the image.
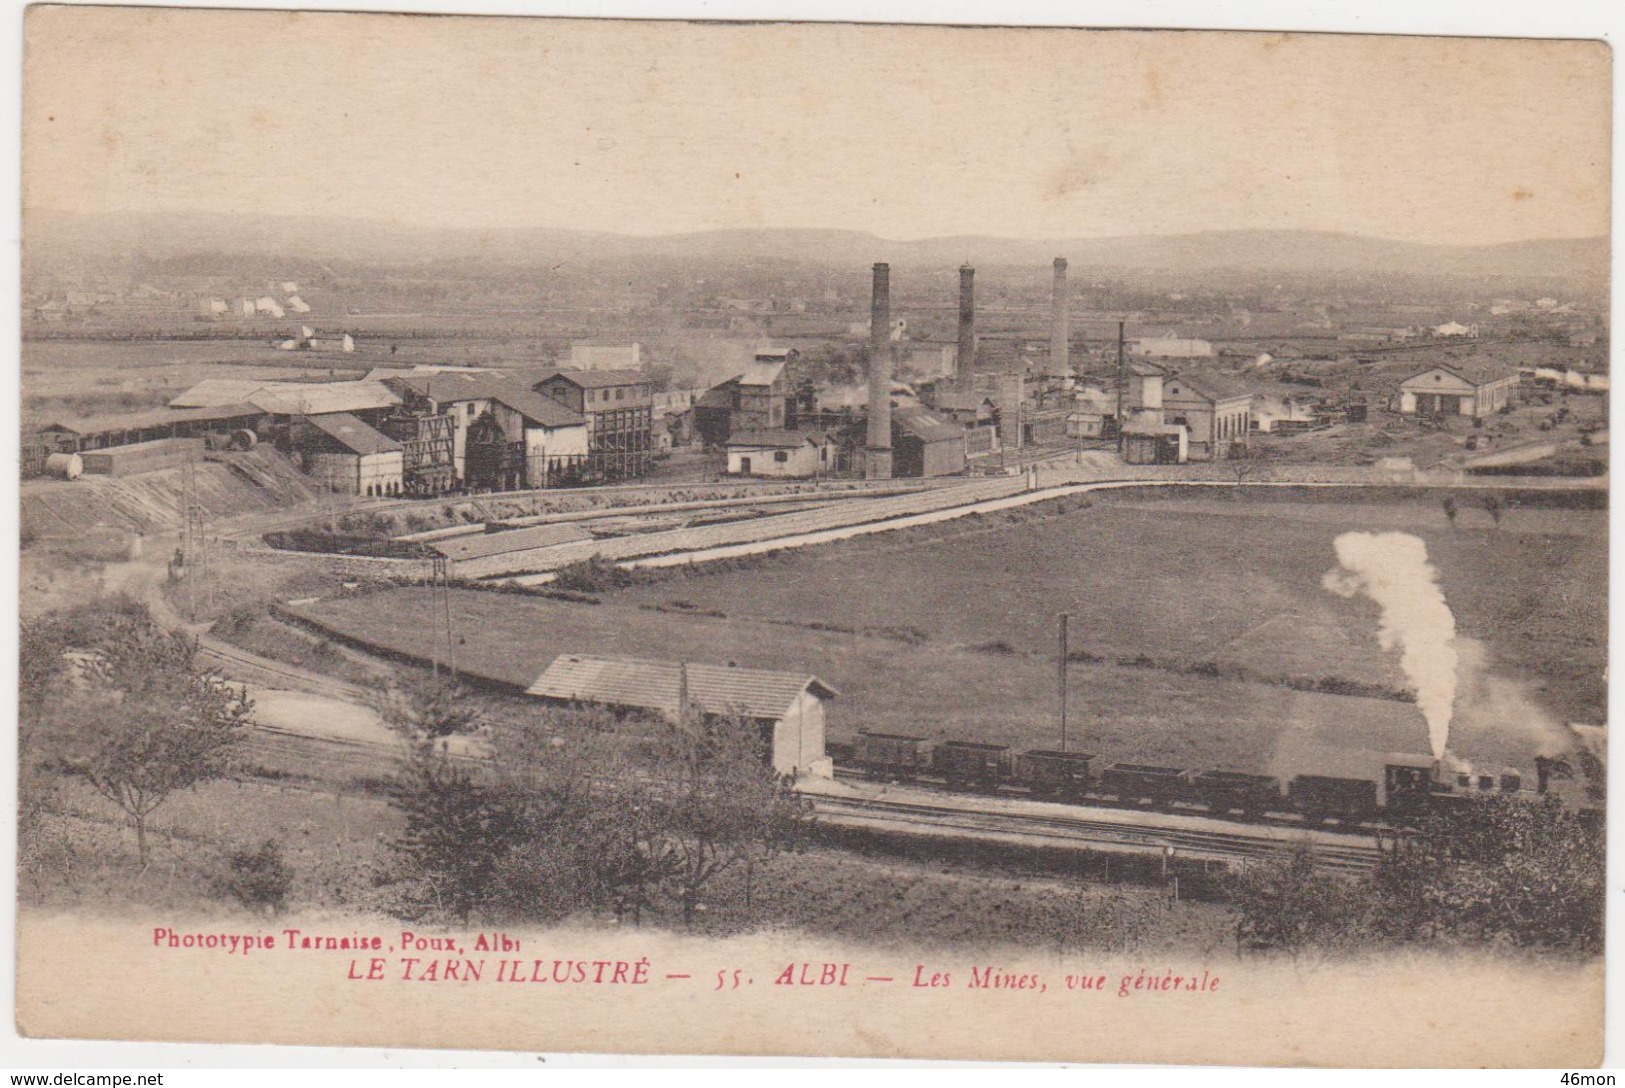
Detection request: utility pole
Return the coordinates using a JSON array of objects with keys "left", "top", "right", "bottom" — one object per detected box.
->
[
  {"left": 432, "top": 555, "right": 457, "bottom": 679},
  {"left": 1058, "top": 612, "right": 1070, "bottom": 752},
  {"left": 1115, "top": 320, "right": 1126, "bottom": 455},
  {"left": 677, "top": 660, "right": 691, "bottom": 727}
]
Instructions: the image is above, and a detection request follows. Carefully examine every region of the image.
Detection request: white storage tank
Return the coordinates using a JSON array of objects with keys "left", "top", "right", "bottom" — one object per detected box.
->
[{"left": 44, "top": 452, "right": 83, "bottom": 480}]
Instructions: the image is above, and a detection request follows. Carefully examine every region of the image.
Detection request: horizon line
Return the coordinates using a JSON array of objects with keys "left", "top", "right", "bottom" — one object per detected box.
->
[{"left": 22, "top": 207, "right": 1609, "bottom": 252}]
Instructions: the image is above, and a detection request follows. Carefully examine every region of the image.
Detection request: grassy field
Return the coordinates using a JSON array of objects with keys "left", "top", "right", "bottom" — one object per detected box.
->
[
  {"left": 24, "top": 762, "right": 1228, "bottom": 954},
  {"left": 292, "top": 489, "right": 1604, "bottom": 780},
  {"left": 618, "top": 488, "right": 1606, "bottom": 722}
]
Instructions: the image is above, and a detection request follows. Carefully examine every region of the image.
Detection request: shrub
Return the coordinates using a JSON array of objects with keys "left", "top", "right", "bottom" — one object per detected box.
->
[
  {"left": 218, "top": 840, "right": 294, "bottom": 916},
  {"left": 551, "top": 555, "right": 647, "bottom": 594}
]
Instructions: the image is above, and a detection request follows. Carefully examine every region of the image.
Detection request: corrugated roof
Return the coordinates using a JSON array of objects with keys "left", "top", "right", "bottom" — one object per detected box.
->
[
  {"left": 39, "top": 403, "right": 264, "bottom": 436},
  {"left": 382, "top": 371, "right": 585, "bottom": 428},
  {"left": 250, "top": 381, "right": 402, "bottom": 416},
  {"left": 527, "top": 654, "right": 837, "bottom": 721},
  {"left": 491, "top": 387, "right": 588, "bottom": 429},
  {"left": 169, "top": 378, "right": 278, "bottom": 408},
  {"left": 536, "top": 368, "right": 648, "bottom": 389},
  {"left": 300, "top": 412, "right": 403, "bottom": 456},
  {"left": 738, "top": 360, "right": 785, "bottom": 388},
  {"left": 363, "top": 365, "right": 515, "bottom": 383},
  {"left": 725, "top": 427, "right": 827, "bottom": 449},
  {"left": 1123, "top": 421, "right": 1186, "bottom": 436},
  {"left": 1403, "top": 362, "right": 1519, "bottom": 388},
  {"left": 893, "top": 407, "right": 966, "bottom": 443},
  {"left": 429, "top": 522, "right": 596, "bottom": 561},
  {"left": 1166, "top": 371, "right": 1254, "bottom": 403},
  {"left": 695, "top": 385, "right": 735, "bottom": 410}
]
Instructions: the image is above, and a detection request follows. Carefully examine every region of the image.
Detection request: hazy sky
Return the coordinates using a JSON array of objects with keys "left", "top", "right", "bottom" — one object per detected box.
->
[{"left": 22, "top": 7, "right": 1612, "bottom": 244}]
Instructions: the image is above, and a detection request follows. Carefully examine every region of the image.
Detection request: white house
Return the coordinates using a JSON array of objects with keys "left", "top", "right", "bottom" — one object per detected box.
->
[
  {"left": 1433, "top": 321, "right": 1478, "bottom": 338},
  {"left": 726, "top": 428, "right": 831, "bottom": 478},
  {"left": 1130, "top": 336, "right": 1214, "bottom": 359},
  {"left": 527, "top": 654, "right": 836, "bottom": 777},
  {"left": 1398, "top": 364, "right": 1519, "bottom": 419}
]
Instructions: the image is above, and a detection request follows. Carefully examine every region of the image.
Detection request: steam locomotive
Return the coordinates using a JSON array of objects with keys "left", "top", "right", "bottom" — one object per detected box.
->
[{"left": 841, "top": 732, "right": 1527, "bottom": 826}]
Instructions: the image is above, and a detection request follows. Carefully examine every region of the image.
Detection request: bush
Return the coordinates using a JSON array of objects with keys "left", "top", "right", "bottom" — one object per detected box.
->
[
  {"left": 218, "top": 840, "right": 294, "bottom": 916},
  {"left": 551, "top": 555, "right": 648, "bottom": 594}
]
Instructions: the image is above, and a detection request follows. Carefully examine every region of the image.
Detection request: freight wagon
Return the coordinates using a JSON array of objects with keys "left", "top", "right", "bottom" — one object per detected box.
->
[{"left": 846, "top": 732, "right": 1527, "bottom": 829}]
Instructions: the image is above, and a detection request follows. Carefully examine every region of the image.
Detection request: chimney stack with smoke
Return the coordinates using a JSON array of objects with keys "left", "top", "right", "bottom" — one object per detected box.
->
[
  {"left": 1050, "top": 257, "right": 1069, "bottom": 374},
  {"left": 865, "top": 262, "right": 893, "bottom": 480},
  {"left": 956, "top": 264, "right": 976, "bottom": 390}
]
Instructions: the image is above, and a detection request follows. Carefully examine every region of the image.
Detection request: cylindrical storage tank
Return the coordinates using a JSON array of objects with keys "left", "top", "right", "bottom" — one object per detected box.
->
[
  {"left": 44, "top": 452, "right": 83, "bottom": 480},
  {"left": 230, "top": 428, "right": 259, "bottom": 451}
]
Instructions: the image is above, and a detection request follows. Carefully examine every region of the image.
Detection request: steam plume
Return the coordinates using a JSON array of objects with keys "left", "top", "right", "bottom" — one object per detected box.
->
[{"left": 1322, "top": 532, "right": 1458, "bottom": 759}]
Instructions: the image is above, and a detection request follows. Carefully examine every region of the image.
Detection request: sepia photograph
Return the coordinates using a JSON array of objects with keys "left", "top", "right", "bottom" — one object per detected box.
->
[{"left": 9, "top": 3, "right": 1614, "bottom": 1068}]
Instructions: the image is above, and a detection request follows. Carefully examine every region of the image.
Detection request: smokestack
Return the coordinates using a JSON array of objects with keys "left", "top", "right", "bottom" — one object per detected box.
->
[
  {"left": 865, "top": 262, "right": 893, "bottom": 479},
  {"left": 1050, "top": 257, "right": 1069, "bottom": 374},
  {"left": 956, "top": 264, "right": 976, "bottom": 390}
]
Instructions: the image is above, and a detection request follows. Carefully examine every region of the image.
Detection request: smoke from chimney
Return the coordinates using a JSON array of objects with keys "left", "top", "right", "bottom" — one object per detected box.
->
[
  {"left": 1322, "top": 532, "right": 1458, "bottom": 759},
  {"left": 865, "top": 262, "right": 893, "bottom": 479},
  {"left": 1051, "top": 257, "right": 1069, "bottom": 374},
  {"left": 956, "top": 264, "right": 976, "bottom": 390}
]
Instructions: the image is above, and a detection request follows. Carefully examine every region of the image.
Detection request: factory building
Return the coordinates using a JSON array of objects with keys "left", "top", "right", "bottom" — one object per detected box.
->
[
  {"left": 534, "top": 368, "right": 655, "bottom": 481},
  {"left": 1121, "top": 421, "right": 1189, "bottom": 465},
  {"left": 736, "top": 352, "right": 792, "bottom": 430},
  {"left": 892, "top": 406, "right": 967, "bottom": 478},
  {"left": 725, "top": 428, "right": 833, "bottom": 478},
  {"left": 692, "top": 349, "right": 810, "bottom": 448},
  {"left": 36, "top": 403, "right": 265, "bottom": 453},
  {"left": 1398, "top": 363, "right": 1519, "bottom": 419},
  {"left": 383, "top": 371, "right": 589, "bottom": 491},
  {"left": 526, "top": 654, "right": 836, "bottom": 777},
  {"left": 290, "top": 413, "right": 405, "bottom": 496},
  {"left": 1158, "top": 372, "right": 1253, "bottom": 462},
  {"left": 926, "top": 390, "right": 1001, "bottom": 456},
  {"left": 1119, "top": 362, "right": 1252, "bottom": 462}
]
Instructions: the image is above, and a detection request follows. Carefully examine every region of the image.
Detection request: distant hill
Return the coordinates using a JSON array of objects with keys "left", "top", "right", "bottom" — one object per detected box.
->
[{"left": 22, "top": 209, "right": 1608, "bottom": 280}]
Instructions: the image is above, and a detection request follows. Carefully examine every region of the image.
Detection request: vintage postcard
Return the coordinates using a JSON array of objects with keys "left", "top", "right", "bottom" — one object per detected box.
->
[{"left": 13, "top": 6, "right": 1611, "bottom": 1066}]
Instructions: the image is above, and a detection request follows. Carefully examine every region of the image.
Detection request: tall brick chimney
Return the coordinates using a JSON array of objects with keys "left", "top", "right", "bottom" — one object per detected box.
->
[
  {"left": 956, "top": 264, "right": 976, "bottom": 390},
  {"left": 865, "top": 262, "right": 893, "bottom": 479},
  {"left": 1051, "top": 257, "right": 1069, "bottom": 374}
]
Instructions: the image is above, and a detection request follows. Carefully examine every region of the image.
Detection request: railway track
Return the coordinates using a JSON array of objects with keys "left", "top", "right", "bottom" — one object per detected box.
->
[
  {"left": 811, "top": 793, "right": 1382, "bottom": 873},
  {"left": 196, "top": 635, "right": 374, "bottom": 702},
  {"left": 200, "top": 632, "right": 1386, "bottom": 875}
]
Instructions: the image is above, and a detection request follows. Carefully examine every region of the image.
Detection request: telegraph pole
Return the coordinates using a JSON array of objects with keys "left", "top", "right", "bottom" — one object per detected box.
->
[
  {"left": 1058, "top": 612, "right": 1070, "bottom": 752},
  {"left": 432, "top": 555, "right": 457, "bottom": 679},
  {"left": 1115, "top": 320, "right": 1126, "bottom": 454}
]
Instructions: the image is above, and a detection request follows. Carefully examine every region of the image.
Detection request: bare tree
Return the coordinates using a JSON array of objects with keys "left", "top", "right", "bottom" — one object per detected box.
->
[{"left": 1227, "top": 443, "right": 1272, "bottom": 490}]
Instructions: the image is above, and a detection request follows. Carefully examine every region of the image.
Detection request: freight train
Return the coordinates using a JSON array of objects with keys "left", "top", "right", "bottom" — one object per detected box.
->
[{"left": 840, "top": 732, "right": 1528, "bottom": 826}]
